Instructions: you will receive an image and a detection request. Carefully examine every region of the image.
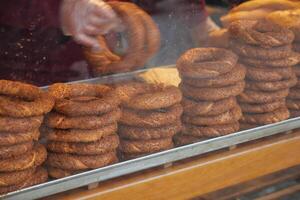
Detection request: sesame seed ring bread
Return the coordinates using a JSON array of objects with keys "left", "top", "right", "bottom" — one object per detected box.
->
[
  {"left": 174, "top": 134, "right": 208, "bottom": 146},
  {"left": 45, "top": 108, "right": 121, "bottom": 129},
  {"left": 0, "top": 92, "right": 54, "bottom": 118},
  {"left": 120, "top": 104, "right": 183, "bottom": 128},
  {"left": 119, "top": 138, "right": 173, "bottom": 154},
  {"left": 238, "top": 89, "right": 289, "bottom": 104},
  {"left": 0, "top": 167, "right": 48, "bottom": 194},
  {"left": 46, "top": 123, "right": 117, "bottom": 143},
  {"left": 84, "top": 2, "right": 144, "bottom": 74},
  {"left": 47, "top": 134, "right": 119, "bottom": 155},
  {"left": 0, "top": 167, "right": 35, "bottom": 187},
  {"left": 240, "top": 99, "right": 286, "bottom": 114},
  {"left": 241, "top": 52, "right": 300, "bottom": 68},
  {"left": 0, "top": 142, "right": 33, "bottom": 159},
  {"left": 245, "top": 66, "right": 294, "bottom": 81},
  {"left": 0, "top": 130, "right": 39, "bottom": 146},
  {"left": 245, "top": 74, "right": 297, "bottom": 92},
  {"left": 176, "top": 48, "right": 238, "bottom": 79},
  {"left": 118, "top": 120, "right": 182, "bottom": 140},
  {"left": 181, "top": 64, "right": 246, "bottom": 88},
  {"left": 84, "top": 2, "right": 159, "bottom": 74},
  {"left": 289, "top": 109, "right": 300, "bottom": 118},
  {"left": 286, "top": 88, "right": 300, "bottom": 100},
  {"left": 49, "top": 83, "right": 120, "bottom": 116},
  {"left": 180, "top": 81, "right": 245, "bottom": 101},
  {"left": 47, "top": 151, "right": 118, "bottom": 170},
  {"left": 0, "top": 115, "right": 43, "bottom": 133},
  {"left": 228, "top": 20, "right": 294, "bottom": 47},
  {"left": 182, "top": 97, "right": 238, "bottom": 117},
  {"left": 116, "top": 83, "right": 182, "bottom": 110},
  {"left": 266, "top": 9, "right": 300, "bottom": 42},
  {"left": 286, "top": 99, "right": 300, "bottom": 110},
  {"left": 0, "top": 80, "right": 40, "bottom": 100},
  {"left": 182, "top": 122, "right": 240, "bottom": 137},
  {"left": 47, "top": 167, "right": 83, "bottom": 179},
  {"left": 240, "top": 107, "right": 290, "bottom": 125},
  {"left": 231, "top": 40, "right": 292, "bottom": 60},
  {"left": 182, "top": 106, "right": 242, "bottom": 126},
  {"left": 0, "top": 144, "right": 47, "bottom": 172}
]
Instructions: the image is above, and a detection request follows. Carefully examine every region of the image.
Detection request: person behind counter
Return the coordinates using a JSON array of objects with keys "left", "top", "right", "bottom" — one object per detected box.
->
[{"left": 0, "top": 0, "right": 217, "bottom": 86}]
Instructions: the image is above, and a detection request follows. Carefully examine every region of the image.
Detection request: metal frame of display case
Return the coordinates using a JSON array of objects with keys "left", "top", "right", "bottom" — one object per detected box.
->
[{"left": 2, "top": 66, "right": 300, "bottom": 200}]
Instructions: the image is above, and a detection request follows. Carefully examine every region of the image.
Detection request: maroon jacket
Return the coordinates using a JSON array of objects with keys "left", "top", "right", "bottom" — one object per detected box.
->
[{"left": 0, "top": 0, "right": 206, "bottom": 86}]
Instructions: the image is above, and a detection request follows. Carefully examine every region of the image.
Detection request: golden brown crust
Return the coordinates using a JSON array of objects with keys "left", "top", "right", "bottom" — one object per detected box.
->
[
  {"left": 0, "top": 130, "right": 40, "bottom": 146},
  {"left": 0, "top": 144, "right": 47, "bottom": 172},
  {"left": 120, "top": 104, "right": 183, "bottom": 128},
  {"left": 0, "top": 80, "right": 40, "bottom": 100},
  {"left": 49, "top": 83, "right": 120, "bottom": 116},
  {"left": 245, "top": 74, "right": 297, "bottom": 91},
  {"left": 47, "top": 135, "right": 119, "bottom": 155},
  {"left": 117, "top": 83, "right": 182, "bottom": 110},
  {"left": 0, "top": 142, "right": 33, "bottom": 159},
  {"left": 180, "top": 81, "right": 245, "bottom": 101},
  {"left": 238, "top": 89, "right": 289, "bottom": 104},
  {"left": 182, "top": 106, "right": 242, "bottom": 126},
  {"left": 47, "top": 167, "right": 82, "bottom": 179},
  {"left": 118, "top": 121, "right": 181, "bottom": 140},
  {"left": 182, "top": 97, "right": 237, "bottom": 117},
  {"left": 246, "top": 66, "right": 294, "bottom": 81},
  {"left": 228, "top": 20, "right": 294, "bottom": 47},
  {"left": 0, "top": 92, "right": 54, "bottom": 118},
  {"left": 0, "top": 168, "right": 35, "bottom": 187},
  {"left": 231, "top": 40, "right": 292, "bottom": 60},
  {"left": 119, "top": 138, "right": 173, "bottom": 154},
  {"left": 0, "top": 167, "right": 48, "bottom": 194},
  {"left": 182, "top": 123, "right": 240, "bottom": 137},
  {"left": 45, "top": 108, "right": 121, "bottom": 129},
  {"left": 46, "top": 123, "right": 117, "bottom": 143},
  {"left": 240, "top": 100, "right": 286, "bottom": 114},
  {"left": 181, "top": 64, "right": 246, "bottom": 87},
  {"left": 240, "top": 107, "right": 290, "bottom": 125},
  {"left": 176, "top": 48, "right": 238, "bottom": 79},
  {"left": 173, "top": 134, "right": 208, "bottom": 146},
  {"left": 47, "top": 151, "right": 118, "bottom": 170},
  {"left": 0, "top": 116, "right": 43, "bottom": 133}
]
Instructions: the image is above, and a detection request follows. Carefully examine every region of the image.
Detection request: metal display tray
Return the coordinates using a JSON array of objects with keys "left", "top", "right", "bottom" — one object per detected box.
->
[{"left": 2, "top": 66, "right": 300, "bottom": 200}]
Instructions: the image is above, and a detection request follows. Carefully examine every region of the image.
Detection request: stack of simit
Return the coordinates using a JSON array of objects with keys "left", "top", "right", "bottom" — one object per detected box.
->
[
  {"left": 45, "top": 83, "right": 121, "bottom": 178},
  {"left": 0, "top": 80, "right": 51, "bottom": 194},
  {"left": 116, "top": 82, "right": 182, "bottom": 160},
  {"left": 229, "top": 20, "right": 298, "bottom": 129},
  {"left": 175, "top": 48, "right": 245, "bottom": 146}
]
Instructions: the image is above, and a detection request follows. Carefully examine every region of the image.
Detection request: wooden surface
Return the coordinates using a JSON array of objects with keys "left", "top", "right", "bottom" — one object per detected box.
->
[
  {"left": 201, "top": 165, "right": 300, "bottom": 200},
  {"left": 46, "top": 131, "right": 300, "bottom": 200}
]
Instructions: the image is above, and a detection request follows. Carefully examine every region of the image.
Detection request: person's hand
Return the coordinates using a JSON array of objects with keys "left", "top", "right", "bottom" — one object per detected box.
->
[{"left": 60, "top": 0, "right": 121, "bottom": 50}]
